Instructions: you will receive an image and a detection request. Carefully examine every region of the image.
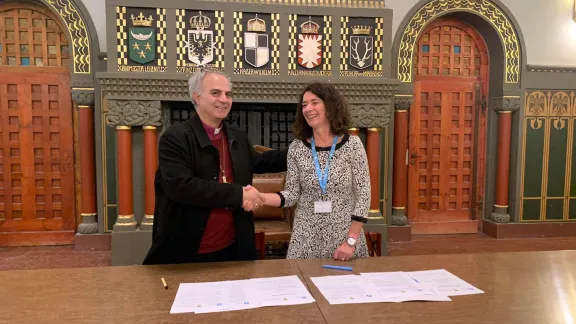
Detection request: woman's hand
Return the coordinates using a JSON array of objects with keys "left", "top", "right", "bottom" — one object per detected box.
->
[{"left": 333, "top": 242, "right": 355, "bottom": 261}]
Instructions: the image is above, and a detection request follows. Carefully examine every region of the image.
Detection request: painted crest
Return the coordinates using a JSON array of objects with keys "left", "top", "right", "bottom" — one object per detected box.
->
[
  {"left": 128, "top": 12, "right": 156, "bottom": 64},
  {"left": 186, "top": 11, "right": 214, "bottom": 66},
  {"left": 349, "top": 25, "right": 373, "bottom": 70},
  {"left": 244, "top": 14, "right": 269, "bottom": 68},
  {"left": 298, "top": 17, "right": 322, "bottom": 69}
]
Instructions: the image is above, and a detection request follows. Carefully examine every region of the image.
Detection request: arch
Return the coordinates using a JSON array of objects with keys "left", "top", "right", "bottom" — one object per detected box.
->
[{"left": 394, "top": 0, "right": 525, "bottom": 85}]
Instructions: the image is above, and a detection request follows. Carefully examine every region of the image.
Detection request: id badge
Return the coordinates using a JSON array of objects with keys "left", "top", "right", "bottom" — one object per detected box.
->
[{"left": 314, "top": 201, "right": 332, "bottom": 214}]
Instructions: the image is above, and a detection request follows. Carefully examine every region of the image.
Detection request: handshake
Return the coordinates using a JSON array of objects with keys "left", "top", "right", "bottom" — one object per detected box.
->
[{"left": 242, "top": 185, "right": 265, "bottom": 212}]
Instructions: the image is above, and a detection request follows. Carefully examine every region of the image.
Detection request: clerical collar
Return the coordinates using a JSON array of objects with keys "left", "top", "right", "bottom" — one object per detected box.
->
[{"left": 201, "top": 120, "right": 223, "bottom": 139}]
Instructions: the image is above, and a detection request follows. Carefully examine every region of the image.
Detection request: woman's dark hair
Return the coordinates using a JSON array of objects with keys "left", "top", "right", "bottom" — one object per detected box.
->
[{"left": 293, "top": 82, "right": 351, "bottom": 141}]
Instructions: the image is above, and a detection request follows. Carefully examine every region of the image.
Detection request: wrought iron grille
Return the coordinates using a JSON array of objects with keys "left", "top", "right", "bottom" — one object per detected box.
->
[{"left": 169, "top": 102, "right": 297, "bottom": 150}]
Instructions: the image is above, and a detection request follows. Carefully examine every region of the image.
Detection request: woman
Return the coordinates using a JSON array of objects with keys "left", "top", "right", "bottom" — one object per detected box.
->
[{"left": 260, "top": 82, "right": 371, "bottom": 261}]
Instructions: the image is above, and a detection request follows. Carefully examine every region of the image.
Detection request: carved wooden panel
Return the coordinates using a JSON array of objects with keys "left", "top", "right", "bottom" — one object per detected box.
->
[
  {"left": 0, "top": 5, "right": 70, "bottom": 67},
  {"left": 0, "top": 72, "right": 75, "bottom": 235},
  {"left": 408, "top": 80, "right": 477, "bottom": 222}
]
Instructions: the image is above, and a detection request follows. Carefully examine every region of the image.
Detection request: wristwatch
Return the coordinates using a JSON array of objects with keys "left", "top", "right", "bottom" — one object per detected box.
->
[{"left": 346, "top": 237, "right": 357, "bottom": 247}]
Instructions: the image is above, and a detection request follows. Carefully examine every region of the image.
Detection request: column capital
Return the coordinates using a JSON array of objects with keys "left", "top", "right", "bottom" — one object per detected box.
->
[
  {"left": 492, "top": 96, "right": 520, "bottom": 113},
  {"left": 71, "top": 80, "right": 95, "bottom": 106},
  {"left": 394, "top": 94, "right": 413, "bottom": 112},
  {"left": 105, "top": 100, "right": 162, "bottom": 128},
  {"left": 350, "top": 103, "right": 391, "bottom": 128}
]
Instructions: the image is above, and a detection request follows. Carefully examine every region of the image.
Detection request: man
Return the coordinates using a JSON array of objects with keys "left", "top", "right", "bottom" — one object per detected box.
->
[{"left": 142, "top": 70, "right": 288, "bottom": 265}]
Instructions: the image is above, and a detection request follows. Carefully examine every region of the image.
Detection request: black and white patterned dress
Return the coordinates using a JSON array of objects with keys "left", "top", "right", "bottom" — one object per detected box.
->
[{"left": 279, "top": 134, "right": 371, "bottom": 259}]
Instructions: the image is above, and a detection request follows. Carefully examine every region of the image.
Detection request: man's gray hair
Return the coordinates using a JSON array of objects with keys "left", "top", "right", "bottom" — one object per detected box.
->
[{"left": 188, "top": 68, "right": 232, "bottom": 108}]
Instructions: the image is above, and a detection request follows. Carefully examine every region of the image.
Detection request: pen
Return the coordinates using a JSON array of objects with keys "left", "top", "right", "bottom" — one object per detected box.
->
[
  {"left": 161, "top": 277, "right": 168, "bottom": 290},
  {"left": 322, "top": 265, "right": 353, "bottom": 271}
]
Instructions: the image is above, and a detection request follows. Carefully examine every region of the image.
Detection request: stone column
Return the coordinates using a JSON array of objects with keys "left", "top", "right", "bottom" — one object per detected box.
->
[
  {"left": 366, "top": 128, "right": 382, "bottom": 217},
  {"left": 140, "top": 125, "right": 158, "bottom": 231},
  {"left": 72, "top": 86, "right": 98, "bottom": 234},
  {"left": 105, "top": 100, "right": 162, "bottom": 231},
  {"left": 491, "top": 96, "right": 520, "bottom": 223},
  {"left": 391, "top": 96, "right": 412, "bottom": 226}
]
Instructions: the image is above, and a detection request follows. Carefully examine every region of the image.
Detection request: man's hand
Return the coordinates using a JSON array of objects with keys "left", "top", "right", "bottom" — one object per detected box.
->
[{"left": 242, "top": 185, "right": 264, "bottom": 211}]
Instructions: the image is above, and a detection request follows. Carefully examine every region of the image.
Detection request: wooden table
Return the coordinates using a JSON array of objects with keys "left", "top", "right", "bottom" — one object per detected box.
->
[
  {"left": 0, "top": 259, "right": 326, "bottom": 324},
  {"left": 2, "top": 250, "right": 576, "bottom": 323},
  {"left": 298, "top": 250, "right": 576, "bottom": 324}
]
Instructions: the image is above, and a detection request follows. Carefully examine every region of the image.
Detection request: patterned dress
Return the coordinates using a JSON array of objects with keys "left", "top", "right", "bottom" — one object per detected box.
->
[{"left": 280, "top": 134, "right": 371, "bottom": 259}]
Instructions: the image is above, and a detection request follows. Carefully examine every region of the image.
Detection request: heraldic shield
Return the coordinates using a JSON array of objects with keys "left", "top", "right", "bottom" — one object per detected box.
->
[
  {"left": 298, "top": 34, "right": 322, "bottom": 69},
  {"left": 188, "top": 29, "right": 214, "bottom": 66},
  {"left": 129, "top": 27, "right": 156, "bottom": 64},
  {"left": 244, "top": 32, "right": 270, "bottom": 68},
  {"left": 349, "top": 35, "right": 373, "bottom": 70}
]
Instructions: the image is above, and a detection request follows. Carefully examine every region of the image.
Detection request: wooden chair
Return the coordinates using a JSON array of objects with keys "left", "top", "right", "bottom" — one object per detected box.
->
[
  {"left": 365, "top": 231, "right": 382, "bottom": 257},
  {"left": 255, "top": 232, "right": 266, "bottom": 260}
]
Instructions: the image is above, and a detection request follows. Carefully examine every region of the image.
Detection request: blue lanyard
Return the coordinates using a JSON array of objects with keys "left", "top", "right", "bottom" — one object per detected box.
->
[{"left": 311, "top": 136, "right": 338, "bottom": 195}]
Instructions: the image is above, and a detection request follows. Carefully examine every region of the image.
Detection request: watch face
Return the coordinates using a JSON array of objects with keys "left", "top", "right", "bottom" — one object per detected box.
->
[{"left": 347, "top": 237, "right": 356, "bottom": 246}]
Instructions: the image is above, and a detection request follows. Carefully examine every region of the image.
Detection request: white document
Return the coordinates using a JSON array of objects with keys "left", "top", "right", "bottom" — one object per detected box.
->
[
  {"left": 359, "top": 272, "right": 451, "bottom": 302},
  {"left": 225, "top": 279, "right": 262, "bottom": 312},
  {"left": 407, "top": 269, "right": 484, "bottom": 297},
  {"left": 170, "top": 281, "right": 229, "bottom": 314},
  {"left": 310, "top": 275, "right": 380, "bottom": 305},
  {"left": 246, "top": 275, "right": 315, "bottom": 307}
]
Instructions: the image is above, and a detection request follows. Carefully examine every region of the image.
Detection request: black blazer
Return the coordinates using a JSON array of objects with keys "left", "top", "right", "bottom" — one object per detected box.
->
[{"left": 142, "top": 113, "right": 288, "bottom": 265}]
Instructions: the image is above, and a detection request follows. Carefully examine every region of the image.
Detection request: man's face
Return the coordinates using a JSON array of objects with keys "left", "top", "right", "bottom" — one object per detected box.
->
[{"left": 193, "top": 73, "right": 233, "bottom": 122}]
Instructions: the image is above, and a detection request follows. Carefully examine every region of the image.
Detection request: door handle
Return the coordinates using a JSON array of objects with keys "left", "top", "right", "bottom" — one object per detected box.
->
[{"left": 410, "top": 154, "right": 420, "bottom": 158}]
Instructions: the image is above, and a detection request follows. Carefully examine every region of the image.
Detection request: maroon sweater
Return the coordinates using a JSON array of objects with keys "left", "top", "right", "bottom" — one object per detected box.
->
[{"left": 197, "top": 121, "right": 236, "bottom": 254}]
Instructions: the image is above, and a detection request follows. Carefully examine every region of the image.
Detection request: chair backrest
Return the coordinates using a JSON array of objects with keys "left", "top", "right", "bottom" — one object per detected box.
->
[
  {"left": 252, "top": 145, "right": 288, "bottom": 220},
  {"left": 365, "top": 232, "right": 382, "bottom": 257}
]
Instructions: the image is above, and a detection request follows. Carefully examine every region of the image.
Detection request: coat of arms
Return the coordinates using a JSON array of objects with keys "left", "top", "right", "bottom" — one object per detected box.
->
[
  {"left": 349, "top": 25, "right": 373, "bottom": 70},
  {"left": 186, "top": 11, "right": 214, "bottom": 66},
  {"left": 244, "top": 14, "right": 269, "bottom": 68},
  {"left": 128, "top": 12, "right": 156, "bottom": 64},
  {"left": 298, "top": 17, "right": 322, "bottom": 69}
]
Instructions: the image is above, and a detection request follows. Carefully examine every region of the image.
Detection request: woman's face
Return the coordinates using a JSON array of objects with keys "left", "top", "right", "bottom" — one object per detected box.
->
[{"left": 301, "top": 91, "right": 328, "bottom": 129}]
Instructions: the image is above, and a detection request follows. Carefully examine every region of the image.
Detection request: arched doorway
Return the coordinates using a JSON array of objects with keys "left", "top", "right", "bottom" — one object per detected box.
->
[
  {"left": 0, "top": 2, "right": 76, "bottom": 245},
  {"left": 407, "top": 19, "right": 489, "bottom": 234}
]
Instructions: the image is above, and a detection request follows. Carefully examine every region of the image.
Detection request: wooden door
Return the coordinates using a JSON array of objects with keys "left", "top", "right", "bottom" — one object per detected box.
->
[
  {"left": 408, "top": 79, "right": 479, "bottom": 225},
  {"left": 0, "top": 72, "right": 75, "bottom": 245},
  {"left": 407, "top": 19, "right": 488, "bottom": 234}
]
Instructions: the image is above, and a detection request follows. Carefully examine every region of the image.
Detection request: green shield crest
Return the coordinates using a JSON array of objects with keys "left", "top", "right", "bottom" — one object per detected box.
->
[{"left": 128, "top": 27, "right": 156, "bottom": 64}]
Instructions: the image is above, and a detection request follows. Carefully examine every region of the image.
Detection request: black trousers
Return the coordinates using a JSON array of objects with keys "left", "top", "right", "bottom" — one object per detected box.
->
[{"left": 192, "top": 243, "right": 238, "bottom": 263}]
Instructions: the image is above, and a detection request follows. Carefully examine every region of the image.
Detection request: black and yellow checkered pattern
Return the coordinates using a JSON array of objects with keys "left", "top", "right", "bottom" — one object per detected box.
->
[
  {"left": 288, "top": 14, "right": 298, "bottom": 71},
  {"left": 116, "top": 6, "right": 127, "bottom": 66},
  {"left": 176, "top": 9, "right": 186, "bottom": 67},
  {"left": 233, "top": 12, "right": 243, "bottom": 69},
  {"left": 271, "top": 13, "right": 280, "bottom": 72},
  {"left": 339, "top": 16, "right": 349, "bottom": 71},
  {"left": 323, "top": 15, "right": 332, "bottom": 71},
  {"left": 374, "top": 17, "right": 384, "bottom": 72},
  {"left": 156, "top": 8, "right": 167, "bottom": 67},
  {"left": 215, "top": 11, "right": 225, "bottom": 69}
]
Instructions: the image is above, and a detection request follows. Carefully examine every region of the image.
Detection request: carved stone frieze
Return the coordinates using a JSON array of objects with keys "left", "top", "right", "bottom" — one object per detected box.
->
[
  {"left": 493, "top": 96, "right": 520, "bottom": 113},
  {"left": 394, "top": 96, "right": 413, "bottom": 111},
  {"left": 391, "top": 214, "right": 408, "bottom": 226},
  {"left": 105, "top": 100, "right": 162, "bottom": 127},
  {"left": 350, "top": 102, "right": 392, "bottom": 128},
  {"left": 99, "top": 78, "right": 398, "bottom": 103},
  {"left": 71, "top": 80, "right": 95, "bottom": 106}
]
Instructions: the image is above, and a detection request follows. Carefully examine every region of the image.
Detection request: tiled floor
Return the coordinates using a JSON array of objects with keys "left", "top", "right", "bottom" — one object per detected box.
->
[{"left": 2, "top": 234, "right": 576, "bottom": 271}]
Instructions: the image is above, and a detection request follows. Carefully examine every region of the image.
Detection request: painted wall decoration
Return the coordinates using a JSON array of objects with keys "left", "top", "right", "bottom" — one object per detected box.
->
[
  {"left": 521, "top": 90, "right": 576, "bottom": 222},
  {"left": 339, "top": 16, "right": 384, "bottom": 77},
  {"left": 116, "top": 6, "right": 167, "bottom": 72},
  {"left": 176, "top": 9, "right": 224, "bottom": 73},
  {"left": 233, "top": 12, "right": 280, "bottom": 75},
  {"left": 288, "top": 15, "right": 332, "bottom": 76}
]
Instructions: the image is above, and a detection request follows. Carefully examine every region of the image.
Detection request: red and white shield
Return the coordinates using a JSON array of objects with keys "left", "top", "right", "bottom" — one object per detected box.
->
[{"left": 298, "top": 34, "right": 322, "bottom": 69}]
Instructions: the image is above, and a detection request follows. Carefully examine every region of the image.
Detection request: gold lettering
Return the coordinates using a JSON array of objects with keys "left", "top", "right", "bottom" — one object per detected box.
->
[
  {"left": 339, "top": 71, "right": 383, "bottom": 77},
  {"left": 288, "top": 70, "right": 332, "bottom": 77},
  {"left": 176, "top": 66, "right": 225, "bottom": 73},
  {"left": 233, "top": 69, "right": 280, "bottom": 76},
  {"left": 117, "top": 65, "right": 167, "bottom": 72}
]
